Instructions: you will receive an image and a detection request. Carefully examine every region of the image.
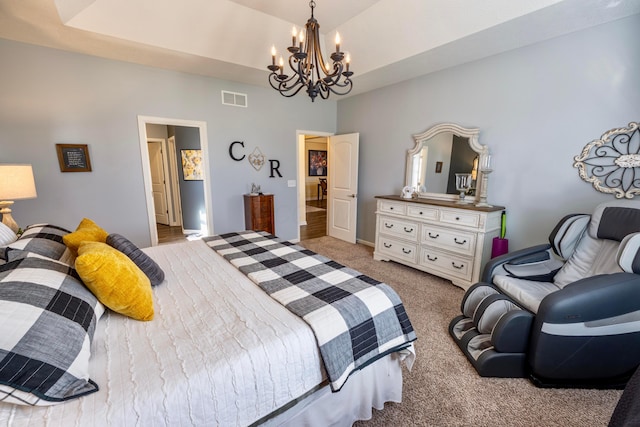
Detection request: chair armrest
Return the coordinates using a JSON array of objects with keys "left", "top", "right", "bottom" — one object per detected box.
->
[
  {"left": 537, "top": 273, "right": 640, "bottom": 325},
  {"left": 481, "top": 243, "right": 552, "bottom": 282},
  {"left": 530, "top": 272, "right": 640, "bottom": 382}
]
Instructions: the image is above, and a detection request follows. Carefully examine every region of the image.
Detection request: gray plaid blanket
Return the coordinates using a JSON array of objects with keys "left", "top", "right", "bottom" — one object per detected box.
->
[{"left": 205, "top": 231, "right": 416, "bottom": 391}]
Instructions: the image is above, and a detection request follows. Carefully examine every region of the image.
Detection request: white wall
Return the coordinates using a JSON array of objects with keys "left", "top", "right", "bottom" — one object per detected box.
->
[
  {"left": 0, "top": 39, "right": 337, "bottom": 246},
  {"left": 338, "top": 14, "right": 640, "bottom": 250}
]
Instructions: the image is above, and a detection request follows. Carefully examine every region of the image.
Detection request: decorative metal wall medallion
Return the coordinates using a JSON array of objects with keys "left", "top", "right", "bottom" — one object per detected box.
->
[
  {"left": 248, "top": 147, "right": 265, "bottom": 171},
  {"left": 574, "top": 122, "right": 640, "bottom": 198}
]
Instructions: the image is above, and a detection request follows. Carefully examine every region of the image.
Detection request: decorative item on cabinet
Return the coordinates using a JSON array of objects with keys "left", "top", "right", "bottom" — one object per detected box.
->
[
  {"left": 491, "top": 211, "right": 509, "bottom": 258},
  {"left": 244, "top": 193, "right": 275, "bottom": 234},
  {"left": 373, "top": 195, "right": 505, "bottom": 290}
]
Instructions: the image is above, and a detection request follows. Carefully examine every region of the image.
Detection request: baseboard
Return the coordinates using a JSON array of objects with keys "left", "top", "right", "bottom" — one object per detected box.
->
[
  {"left": 299, "top": 221, "right": 308, "bottom": 226},
  {"left": 183, "top": 229, "right": 200, "bottom": 235},
  {"left": 356, "top": 238, "right": 374, "bottom": 247}
]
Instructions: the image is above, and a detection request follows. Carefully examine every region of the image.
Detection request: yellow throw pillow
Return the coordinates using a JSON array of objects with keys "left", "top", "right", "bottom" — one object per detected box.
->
[
  {"left": 63, "top": 218, "right": 109, "bottom": 255},
  {"left": 75, "top": 241, "right": 154, "bottom": 321}
]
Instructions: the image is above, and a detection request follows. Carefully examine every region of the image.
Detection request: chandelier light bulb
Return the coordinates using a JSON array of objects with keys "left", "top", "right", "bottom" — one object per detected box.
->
[
  {"left": 291, "top": 26, "right": 297, "bottom": 46},
  {"left": 335, "top": 32, "right": 341, "bottom": 52},
  {"left": 271, "top": 46, "right": 276, "bottom": 65}
]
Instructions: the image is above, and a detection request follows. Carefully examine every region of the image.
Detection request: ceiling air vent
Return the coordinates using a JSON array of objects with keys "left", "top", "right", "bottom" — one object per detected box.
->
[{"left": 221, "top": 90, "right": 247, "bottom": 107}]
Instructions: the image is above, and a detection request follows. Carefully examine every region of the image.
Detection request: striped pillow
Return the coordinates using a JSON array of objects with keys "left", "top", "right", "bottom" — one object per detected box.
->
[
  {"left": 0, "top": 222, "right": 17, "bottom": 246},
  {"left": 106, "top": 233, "right": 165, "bottom": 286}
]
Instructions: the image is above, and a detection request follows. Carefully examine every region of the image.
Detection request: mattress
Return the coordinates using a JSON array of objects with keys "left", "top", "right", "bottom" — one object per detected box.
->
[{"left": 0, "top": 240, "right": 325, "bottom": 426}]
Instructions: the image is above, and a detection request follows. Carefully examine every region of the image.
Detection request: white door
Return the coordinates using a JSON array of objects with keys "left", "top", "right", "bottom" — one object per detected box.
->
[
  {"left": 328, "top": 133, "right": 359, "bottom": 243},
  {"left": 148, "top": 141, "right": 170, "bottom": 225}
]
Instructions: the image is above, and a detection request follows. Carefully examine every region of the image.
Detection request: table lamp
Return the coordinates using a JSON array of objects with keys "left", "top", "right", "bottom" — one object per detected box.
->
[{"left": 0, "top": 164, "right": 37, "bottom": 233}]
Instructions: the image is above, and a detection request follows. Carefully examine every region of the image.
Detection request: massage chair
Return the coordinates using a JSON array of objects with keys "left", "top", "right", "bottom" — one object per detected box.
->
[{"left": 449, "top": 200, "right": 640, "bottom": 388}]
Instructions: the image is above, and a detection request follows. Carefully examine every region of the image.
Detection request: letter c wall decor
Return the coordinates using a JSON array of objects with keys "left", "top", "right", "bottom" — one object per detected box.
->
[{"left": 229, "top": 141, "right": 246, "bottom": 161}]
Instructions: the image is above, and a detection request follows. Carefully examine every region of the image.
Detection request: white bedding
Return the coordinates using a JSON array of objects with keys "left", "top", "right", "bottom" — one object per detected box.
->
[{"left": 0, "top": 239, "right": 409, "bottom": 426}]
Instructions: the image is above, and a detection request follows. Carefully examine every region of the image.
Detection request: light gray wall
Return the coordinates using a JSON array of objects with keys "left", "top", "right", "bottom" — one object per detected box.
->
[
  {"left": 338, "top": 14, "right": 640, "bottom": 250},
  {"left": 0, "top": 39, "right": 337, "bottom": 246}
]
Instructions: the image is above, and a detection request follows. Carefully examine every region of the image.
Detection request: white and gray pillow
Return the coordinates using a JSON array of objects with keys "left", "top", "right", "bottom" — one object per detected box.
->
[
  {"left": 0, "top": 251, "right": 105, "bottom": 405},
  {"left": 3, "top": 223, "right": 74, "bottom": 264}
]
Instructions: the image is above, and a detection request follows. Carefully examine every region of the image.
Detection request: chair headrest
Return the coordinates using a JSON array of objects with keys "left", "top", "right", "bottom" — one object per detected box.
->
[
  {"left": 590, "top": 201, "right": 640, "bottom": 241},
  {"left": 617, "top": 232, "right": 640, "bottom": 274},
  {"left": 549, "top": 214, "right": 590, "bottom": 260}
]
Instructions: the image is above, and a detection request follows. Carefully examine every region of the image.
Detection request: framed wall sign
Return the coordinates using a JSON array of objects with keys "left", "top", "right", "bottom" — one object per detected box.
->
[
  {"left": 308, "top": 149, "right": 327, "bottom": 177},
  {"left": 56, "top": 144, "right": 92, "bottom": 172}
]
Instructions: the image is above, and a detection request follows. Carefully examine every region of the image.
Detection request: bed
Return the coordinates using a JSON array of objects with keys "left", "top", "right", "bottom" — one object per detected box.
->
[{"left": 0, "top": 223, "right": 416, "bottom": 426}]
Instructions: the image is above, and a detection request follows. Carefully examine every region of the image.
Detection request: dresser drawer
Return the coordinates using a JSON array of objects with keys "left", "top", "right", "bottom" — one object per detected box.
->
[
  {"left": 378, "top": 216, "right": 418, "bottom": 241},
  {"left": 378, "top": 200, "right": 407, "bottom": 215},
  {"left": 419, "top": 248, "right": 473, "bottom": 282},
  {"left": 421, "top": 224, "right": 476, "bottom": 256},
  {"left": 377, "top": 236, "right": 418, "bottom": 263},
  {"left": 407, "top": 204, "right": 438, "bottom": 221},
  {"left": 440, "top": 209, "right": 480, "bottom": 228}
]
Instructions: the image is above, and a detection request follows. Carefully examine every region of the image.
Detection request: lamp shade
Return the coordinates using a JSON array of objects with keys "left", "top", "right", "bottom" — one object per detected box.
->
[{"left": 0, "top": 164, "right": 37, "bottom": 200}]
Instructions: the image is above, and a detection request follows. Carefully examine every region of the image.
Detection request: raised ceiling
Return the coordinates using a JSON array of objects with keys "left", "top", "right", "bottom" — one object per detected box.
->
[{"left": 0, "top": 0, "right": 638, "bottom": 97}]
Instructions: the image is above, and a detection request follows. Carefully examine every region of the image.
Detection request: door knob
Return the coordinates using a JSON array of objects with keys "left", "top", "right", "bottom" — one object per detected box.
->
[{"left": 348, "top": 194, "right": 357, "bottom": 198}]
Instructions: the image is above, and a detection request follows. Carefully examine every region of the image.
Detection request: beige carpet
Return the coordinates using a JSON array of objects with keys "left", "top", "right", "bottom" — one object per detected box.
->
[{"left": 299, "top": 236, "right": 622, "bottom": 427}]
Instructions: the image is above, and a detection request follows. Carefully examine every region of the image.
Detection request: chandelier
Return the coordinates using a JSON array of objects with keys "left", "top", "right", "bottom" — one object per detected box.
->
[{"left": 267, "top": 1, "right": 353, "bottom": 102}]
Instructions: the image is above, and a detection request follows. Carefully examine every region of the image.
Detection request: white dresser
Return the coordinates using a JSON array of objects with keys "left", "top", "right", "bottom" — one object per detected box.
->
[{"left": 373, "top": 195, "right": 505, "bottom": 290}]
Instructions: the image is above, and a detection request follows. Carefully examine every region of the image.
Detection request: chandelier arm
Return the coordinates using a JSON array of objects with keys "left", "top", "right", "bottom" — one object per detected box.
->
[
  {"left": 292, "top": 55, "right": 309, "bottom": 88},
  {"left": 268, "top": 73, "right": 305, "bottom": 95},
  {"left": 268, "top": 75, "right": 306, "bottom": 97}
]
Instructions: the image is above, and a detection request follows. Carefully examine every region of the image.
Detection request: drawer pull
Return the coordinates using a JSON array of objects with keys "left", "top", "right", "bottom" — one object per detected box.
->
[
  {"left": 455, "top": 217, "right": 460, "bottom": 221},
  {"left": 404, "top": 227, "right": 414, "bottom": 233},
  {"left": 385, "top": 223, "right": 394, "bottom": 228},
  {"left": 428, "top": 232, "right": 439, "bottom": 239},
  {"left": 402, "top": 248, "right": 412, "bottom": 254},
  {"left": 452, "top": 262, "right": 465, "bottom": 269},
  {"left": 426, "top": 255, "right": 438, "bottom": 261},
  {"left": 384, "top": 243, "right": 392, "bottom": 248},
  {"left": 454, "top": 238, "right": 467, "bottom": 245},
  {"left": 419, "top": 211, "right": 423, "bottom": 215},
  {"left": 389, "top": 206, "right": 394, "bottom": 210}
]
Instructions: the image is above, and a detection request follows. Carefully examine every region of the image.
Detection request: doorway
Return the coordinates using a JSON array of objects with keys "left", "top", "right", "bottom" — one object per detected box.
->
[
  {"left": 300, "top": 135, "right": 328, "bottom": 240},
  {"left": 296, "top": 131, "right": 360, "bottom": 243},
  {"left": 137, "top": 116, "right": 213, "bottom": 247}
]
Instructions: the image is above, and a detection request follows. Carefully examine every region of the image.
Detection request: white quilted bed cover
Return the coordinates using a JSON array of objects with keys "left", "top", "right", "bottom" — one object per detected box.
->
[{"left": 0, "top": 240, "right": 325, "bottom": 426}]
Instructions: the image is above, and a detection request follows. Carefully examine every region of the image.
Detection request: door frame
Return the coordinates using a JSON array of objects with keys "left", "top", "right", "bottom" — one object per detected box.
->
[
  {"left": 166, "top": 136, "right": 182, "bottom": 227},
  {"left": 296, "top": 129, "right": 334, "bottom": 243},
  {"left": 138, "top": 116, "right": 213, "bottom": 246}
]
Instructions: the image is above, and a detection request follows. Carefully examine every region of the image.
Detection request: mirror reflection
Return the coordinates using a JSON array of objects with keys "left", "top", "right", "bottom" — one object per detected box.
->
[
  {"left": 406, "top": 123, "right": 488, "bottom": 203},
  {"left": 407, "top": 133, "right": 478, "bottom": 195}
]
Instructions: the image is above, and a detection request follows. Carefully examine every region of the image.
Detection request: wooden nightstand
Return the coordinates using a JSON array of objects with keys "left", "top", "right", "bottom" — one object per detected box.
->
[{"left": 244, "top": 194, "right": 275, "bottom": 234}]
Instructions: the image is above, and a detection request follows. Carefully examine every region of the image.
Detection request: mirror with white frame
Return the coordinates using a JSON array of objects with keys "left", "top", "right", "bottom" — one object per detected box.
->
[{"left": 406, "top": 123, "right": 490, "bottom": 204}]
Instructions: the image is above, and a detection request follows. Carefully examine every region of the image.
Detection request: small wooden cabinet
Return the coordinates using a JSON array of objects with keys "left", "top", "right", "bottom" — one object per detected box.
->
[
  {"left": 374, "top": 195, "right": 505, "bottom": 290},
  {"left": 244, "top": 194, "right": 275, "bottom": 234}
]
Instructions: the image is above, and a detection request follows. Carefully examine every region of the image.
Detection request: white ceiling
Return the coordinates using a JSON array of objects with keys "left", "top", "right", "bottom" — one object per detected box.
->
[{"left": 1, "top": 0, "right": 639, "bottom": 97}]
